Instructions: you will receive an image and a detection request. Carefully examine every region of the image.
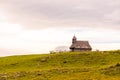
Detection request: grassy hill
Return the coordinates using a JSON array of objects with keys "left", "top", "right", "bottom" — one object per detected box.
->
[{"left": 0, "top": 51, "right": 120, "bottom": 80}]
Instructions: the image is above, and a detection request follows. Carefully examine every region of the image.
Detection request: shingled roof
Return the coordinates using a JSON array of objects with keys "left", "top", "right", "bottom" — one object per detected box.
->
[{"left": 70, "top": 41, "right": 92, "bottom": 49}]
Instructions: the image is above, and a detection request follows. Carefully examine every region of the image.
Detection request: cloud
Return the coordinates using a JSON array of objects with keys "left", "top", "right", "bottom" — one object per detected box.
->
[
  {"left": 0, "top": 0, "right": 120, "bottom": 29},
  {"left": 0, "top": 0, "right": 120, "bottom": 56},
  {"left": 0, "top": 22, "right": 23, "bottom": 35}
]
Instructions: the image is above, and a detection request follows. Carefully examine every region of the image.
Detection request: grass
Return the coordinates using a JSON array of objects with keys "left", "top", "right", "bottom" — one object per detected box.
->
[{"left": 0, "top": 50, "right": 120, "bottom": 80}]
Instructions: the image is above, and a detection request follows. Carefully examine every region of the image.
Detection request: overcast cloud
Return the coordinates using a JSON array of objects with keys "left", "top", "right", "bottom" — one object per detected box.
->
[
  {"left": 0, "top": 0, "right": 120, "bottom": 29},
  {"left": 0, "top": 0, "right": 120, "bottom": 56}
]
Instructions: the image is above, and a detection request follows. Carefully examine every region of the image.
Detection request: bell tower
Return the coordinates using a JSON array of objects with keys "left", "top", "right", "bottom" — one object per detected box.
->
[{"left": 72, "top": 35, "right": 77, "bottom": 44}]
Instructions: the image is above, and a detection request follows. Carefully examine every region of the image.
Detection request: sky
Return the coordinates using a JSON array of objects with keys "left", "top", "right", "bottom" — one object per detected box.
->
[{"left": 0, "top": 0, "right": 120, "bottom": 56}]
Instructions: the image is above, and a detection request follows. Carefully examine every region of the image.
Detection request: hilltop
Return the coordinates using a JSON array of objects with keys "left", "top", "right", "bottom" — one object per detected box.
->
[{"left": 0, "top": 51, "right": 120, "bottom": 80}]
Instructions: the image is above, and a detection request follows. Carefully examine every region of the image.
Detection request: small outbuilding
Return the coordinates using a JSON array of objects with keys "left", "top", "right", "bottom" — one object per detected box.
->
[{"left": 70, "top": 35, "right": 92, "bottom": 52}]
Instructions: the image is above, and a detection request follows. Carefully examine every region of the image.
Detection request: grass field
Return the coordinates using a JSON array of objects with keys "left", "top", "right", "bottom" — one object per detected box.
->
[{"left": 0, "top": 50, "right": 120, "bottom": 80}]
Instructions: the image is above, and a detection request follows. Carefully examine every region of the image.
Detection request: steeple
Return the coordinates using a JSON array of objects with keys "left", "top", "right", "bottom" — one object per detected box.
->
[{"left": 72, "top": 35, "right": 77, "bottom": 43}]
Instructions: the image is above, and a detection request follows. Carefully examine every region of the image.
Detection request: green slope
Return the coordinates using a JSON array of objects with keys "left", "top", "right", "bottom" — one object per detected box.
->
[{"left": 0, "top": 51, "right": 120, "bottom": 80}]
